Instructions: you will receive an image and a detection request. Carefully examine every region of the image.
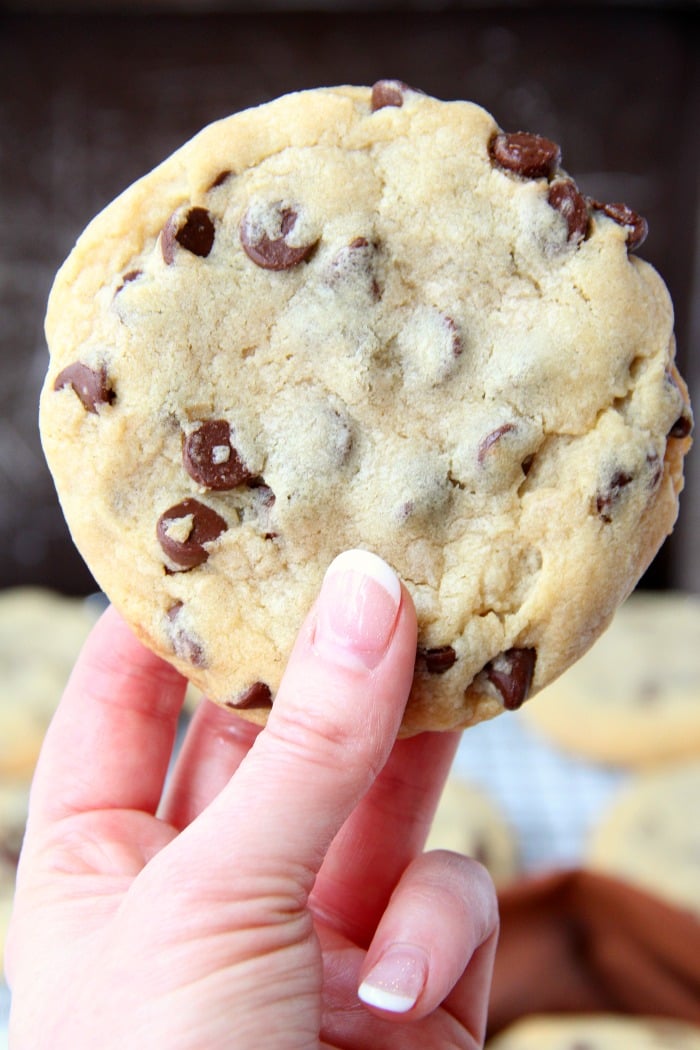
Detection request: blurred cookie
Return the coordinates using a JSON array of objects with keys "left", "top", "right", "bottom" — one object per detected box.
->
[
  {"left": 587, "top": 760, "right": 700, "bottom": 918},
  {"left": 523, "top": 591, "right": 700, "bottom": 766},
  {"left": 487, "top": 1013, "right": 700, "bottom": 1048},
  {"left": 39, "top": 83, "right": 691, "bottom": 735},
  {"left": 0, "top": 587, "right": 99, "bottom": 780},
  {"left": 425, "top": 776, "right": 518, "bottom": 884},
  {"left": 0, "top": 782, "right": 29, "bottom": 961}
]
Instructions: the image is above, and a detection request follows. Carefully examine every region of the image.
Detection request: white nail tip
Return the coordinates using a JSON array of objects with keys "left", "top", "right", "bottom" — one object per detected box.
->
[
  {"left": 357, "top": 981, "right": 417, "bottom": 1014},
  {"left": 325, "top": 549, "right": 401, "bottom": 605}
]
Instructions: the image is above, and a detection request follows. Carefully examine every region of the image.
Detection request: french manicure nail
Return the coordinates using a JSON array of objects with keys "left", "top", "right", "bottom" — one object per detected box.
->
[
  {"left": 358, "top": 944, "right": 428, "bottom": 1013},
  {"left": 314, "top": 549, "right": 401, "bottom": 671}
]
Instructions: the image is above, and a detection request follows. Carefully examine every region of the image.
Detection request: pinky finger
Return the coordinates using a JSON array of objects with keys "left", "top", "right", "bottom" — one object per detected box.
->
[{"left": 357, "top": 850, "right": 498, "bottom": 1041}]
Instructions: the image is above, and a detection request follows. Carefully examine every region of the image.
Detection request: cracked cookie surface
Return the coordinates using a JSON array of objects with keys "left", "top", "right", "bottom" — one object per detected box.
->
[{"left": 39, "top": 83, "right": 691, "bottom": 734}]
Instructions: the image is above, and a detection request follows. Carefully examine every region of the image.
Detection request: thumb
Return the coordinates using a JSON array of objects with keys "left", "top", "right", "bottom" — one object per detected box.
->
[{"left": 149, "top": 549, "right": 417, "bottom": 907}]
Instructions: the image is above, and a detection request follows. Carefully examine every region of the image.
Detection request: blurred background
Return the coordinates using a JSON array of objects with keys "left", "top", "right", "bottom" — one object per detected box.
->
[{"left": 0, "top": 0, "right": 698, "bottom": 598}]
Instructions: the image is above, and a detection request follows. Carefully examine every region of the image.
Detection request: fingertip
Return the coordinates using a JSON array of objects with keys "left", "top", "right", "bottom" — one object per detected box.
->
[
  {"left": 311, "top": 549, "right": 405, "bottom": 673},
  {"left": 357, "top": 852, "right": 499, "bottom": 1028}
]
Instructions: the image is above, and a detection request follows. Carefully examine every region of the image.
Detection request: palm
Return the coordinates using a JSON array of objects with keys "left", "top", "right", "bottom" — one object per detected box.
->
[{"left": 7, "top": 603, "right": 497, "bottom": 1049}]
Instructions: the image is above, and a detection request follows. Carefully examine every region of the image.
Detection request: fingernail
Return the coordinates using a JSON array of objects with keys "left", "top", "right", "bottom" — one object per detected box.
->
[
  {"left": 358, "top": 945, "right": 428, "bottom": 1014},
  {"left": 314, "top": 549, "right": 401, "bottom": 672}
]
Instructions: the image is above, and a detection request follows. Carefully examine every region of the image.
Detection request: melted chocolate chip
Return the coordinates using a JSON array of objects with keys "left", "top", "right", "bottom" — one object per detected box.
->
[
  {"left": 157, "top": 498, "right": 227, "bottom": 569},
  {"left": 477, "top": 423, "right": 516, "bottom": 465},
  {"left": 240, "top": 203, "right": 318, "bottom": 271},
  {"left": 596, "top": 470, "right": 634, "bottom": 522},
  {"left": 590, "top": 199, "right": 648, "bottom": 250},
  {"left": 489, "top": 131, "right": 561, "bottom": 179},
  {"left": 166, "top": 602, "right": 205, "bottom": 666},
  {"left": 248, "top": 478, "right": 276, "bottom": 505},
  {"left": 521, "top": 453, "right": 536, "bottom": 476},
  {"left": 418, "top": 645, "right": 457, "bottom": 674},
  {"left": 162, "top": 206, "right": 215, "bottom": 263},
  {"left": 53, "top": 362, "right": 115, "bottom": 413},
  {"left": 178, "top": 206, "right": 215, "bottom": 256},
  {"left": 371, "top": 79, "right": 407, "bottom": 110},
  {"left": 484, "top": 648, "right": 536, "bottom": 710},
  {"left": 0, "top": 840, "right": 22, "bottom": 870},
  {"left": 547, "top": 179, "right": 589, "bottom": 242},
  {"left": 669, "top": 413, "right": 693, "bottom": 439},
  {"left": 209, "top": 169, "right": 233, "bottom": 189},
  {"left": 115, "top": 268, "right": 142, "bottom": 295},
  {"left": 444, "top": 315, "right": 463, "bottom": 357},
  {"left": 226, "top": 681, "right": 273, "bottom": 710},
  {"left": 646, "top": 451, "right": 663, "bottom": 490},
  {"left": 325, "top": 237, "right": 381, "bottom": 299},
  {"left": 183, "top": 420, "right": 256, "bottom": 490}
]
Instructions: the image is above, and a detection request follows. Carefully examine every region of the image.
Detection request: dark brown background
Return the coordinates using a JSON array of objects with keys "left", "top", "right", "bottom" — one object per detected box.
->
[{"left": 1, "top": 3, "right": 698, "bottom": 597}]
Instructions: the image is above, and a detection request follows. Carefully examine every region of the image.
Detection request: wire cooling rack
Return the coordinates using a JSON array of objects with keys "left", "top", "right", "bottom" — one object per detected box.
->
[{"left": 452, "top": 707, "right": 628, "bottom": 872}]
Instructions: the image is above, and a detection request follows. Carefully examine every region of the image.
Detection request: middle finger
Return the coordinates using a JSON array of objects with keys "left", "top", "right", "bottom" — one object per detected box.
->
[{"left": 310, "top": 728, "right": 461, "bottom": 947}]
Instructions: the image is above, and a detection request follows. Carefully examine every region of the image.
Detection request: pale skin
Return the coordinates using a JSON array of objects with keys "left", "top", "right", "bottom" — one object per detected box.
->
[{"left": 5, "top": 549, "right": 499, "bottom": 1049}]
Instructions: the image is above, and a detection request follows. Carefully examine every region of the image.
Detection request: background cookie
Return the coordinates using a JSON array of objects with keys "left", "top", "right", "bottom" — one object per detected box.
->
[
  {"left": 0, "top": 588, "right": 99, "bottom": 780},
  {"left": 424, "top": 775, "right": 519, "bottom": 884},
  {"left": 586, "top": 760, "right": 700, "bottom": 918},
  {"left": 486, "top": 1013, "right": 700, "bottom": 1049},
  {"left": 523, "top": 591, "right": 700, "bottom": 766},
  {"left": 0, "top": 783, "right": 30, "bottom": 963},
  {"left": 39, "top": 83, "right": 691, "bottom": 735}
]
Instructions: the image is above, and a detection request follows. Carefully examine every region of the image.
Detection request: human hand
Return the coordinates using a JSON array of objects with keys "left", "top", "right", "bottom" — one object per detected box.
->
[{"left": 5, "top": 549, "right": 498, "bottom": 1049}]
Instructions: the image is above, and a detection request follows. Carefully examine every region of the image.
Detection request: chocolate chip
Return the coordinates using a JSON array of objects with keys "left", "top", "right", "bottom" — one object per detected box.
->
[
  {"left": 178, "top": 207, "right": 215, "bottom": 256},
  {"left": 547, "top": 179, "right": 589, "bottom": 242},
  {"left": 0, "top": 840, "right": 22, "bottom": 870},
  {"left": 162, "top": 206, "right": 215, "bottom": 263},
  {"left": 590, "top": 199, "right": 648, "bottom": 250},
  {"left": 240, "top": 203, "right": 318, "bottom": 271},
  {"left": 371, "top": 79, "right": 407, "bottom": 110},
  {"left": 637, "top": 678, "right": 661, "bottom": 704},
  {"left": 444, "top": 315, "right": 462, "bottom": 357},
  {"left": 521, "top": 453, "right": 535, "bottom": 476},
  {"left": 484, "top": 648, "right": 536, "bottom": 710},
  {"left": 489, "top": 131, "right": 561, "bottom": 179},
  {"left": 477, "top": 423, "right": 516, "bottom": 465},
  {"left": 183, "top": 420, "right": 256, "bottom": 490},
  {"left": 596, "top": 470, "right": 634, "bottom": 522},
  {"left": 417, "top": 645, "right": 457, "bottom": 674},
  {"left": 226, "top": 681, "right": 273, "bottom": 710},
  {"left": 53, "top": 362, "right": 115, "bottom": 413},
  {"left": 669, "top": 413, "right": 693, "bottom": 439},
  {"left": 166, "top": 602, "right": 205, "bottom": 666},
  {"left": 325, "top": 237, "right": 381, "bottom": 299},
  {"left": 115, "top": 268, "right": 142, "bottom": 295},
  {"left": 157, "top": 497, "right": 227, "bottom": 569},
  {"left": 208, "top": 169, "right": 233, "bottom": 189},
  {"left": 248, "top": 478, "right": 276, "bottom": 505}
]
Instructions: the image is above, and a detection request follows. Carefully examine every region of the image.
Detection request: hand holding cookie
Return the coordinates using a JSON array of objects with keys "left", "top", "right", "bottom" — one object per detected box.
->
[{"left": 5, "top": 552, "right": 498, "bottom": 1049}]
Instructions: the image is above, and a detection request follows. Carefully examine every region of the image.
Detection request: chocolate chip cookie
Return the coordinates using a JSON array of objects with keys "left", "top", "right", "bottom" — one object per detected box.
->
[
  {"left": 486, "top": 1014, "right": 700, "bottom": 1049},
  {"left": 425, "top": 777, "right": 518, "bottom": 884},
  {"left": 524, "top": 590, "right": 700, "bottom": 765},
  {"left": 39, "top": 82, "right": 692, "bottom": 735},
  {"left": 0, "top": 588, "right": 99, "bottom": 779},
  {"left": 587, "top": 760, "right": 700, "bottom": 918}
]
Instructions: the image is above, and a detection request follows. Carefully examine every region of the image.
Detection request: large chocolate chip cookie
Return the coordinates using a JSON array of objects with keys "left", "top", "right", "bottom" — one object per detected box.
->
[{"left": 39, "top": 83, "right": 692, "bottom": 735}]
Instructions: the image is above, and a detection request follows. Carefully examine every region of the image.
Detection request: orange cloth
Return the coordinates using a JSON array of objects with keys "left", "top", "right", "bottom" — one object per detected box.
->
[{"left": 488, "top": 869, "right": 700, "bottom": 1038}]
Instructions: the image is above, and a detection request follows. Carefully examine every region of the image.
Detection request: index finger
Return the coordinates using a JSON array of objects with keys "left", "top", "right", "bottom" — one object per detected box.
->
[{"left": 28, "top": 605, "right": 186, "bottom": 834}]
